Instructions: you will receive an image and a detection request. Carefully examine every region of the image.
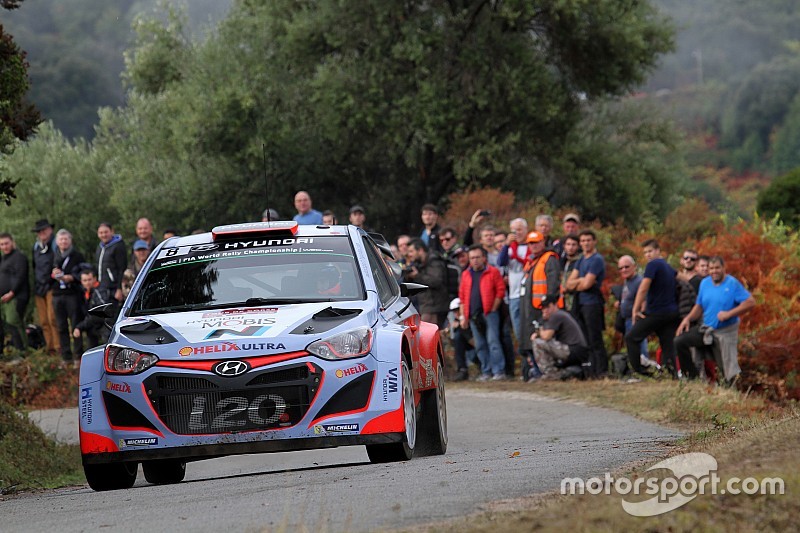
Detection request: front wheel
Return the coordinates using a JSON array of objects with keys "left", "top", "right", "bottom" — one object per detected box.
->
[
  {"left": 142, "top": 459, "right": 186, "bottom": 485},
  {"left": 83, "top": 461, "right": 138, "bottom": 491},
  {"left": 367, "top": 360, "right": 415, "bottom": 463},
  {"left": 416, "top": 360, "right": 448, "bottom": 456}
]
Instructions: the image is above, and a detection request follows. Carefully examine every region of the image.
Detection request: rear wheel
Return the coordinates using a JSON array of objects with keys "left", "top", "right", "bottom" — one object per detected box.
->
[
  {"left": 83, "top": 461, "right": 138, "bottom": 491},
  {"left": 142, "top": 459, "right": 187, "bottom": 485},
  {"left": 367, "top": 360, "right": 415, "bottom": 463},
  {"left": 416, "top": 360, "right": 448, "bottom": 456}
]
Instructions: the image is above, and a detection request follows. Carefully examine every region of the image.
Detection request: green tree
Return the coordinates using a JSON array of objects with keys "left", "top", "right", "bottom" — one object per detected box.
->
[
  {"left": 1, "top": 0, "right": 42, "bottom": 204},
  {"left": 757, "top": 168, "right": 800, "bottom": 228}
]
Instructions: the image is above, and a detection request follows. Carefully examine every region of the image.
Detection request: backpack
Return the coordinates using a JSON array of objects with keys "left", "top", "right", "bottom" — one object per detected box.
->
[{"left": 25, "top": 324, "right": 46, "bottom": 350}]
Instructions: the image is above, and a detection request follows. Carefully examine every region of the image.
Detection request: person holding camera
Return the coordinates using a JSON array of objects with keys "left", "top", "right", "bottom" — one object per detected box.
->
[
  {"left": 404, "top": 238, "right": 449, "bottom": 328},
  {"left": 458, "top": 245, "right": 506, "bottom": 381},
  {"left": 531, "top": 293, "right": 589, "bottom": 380}
]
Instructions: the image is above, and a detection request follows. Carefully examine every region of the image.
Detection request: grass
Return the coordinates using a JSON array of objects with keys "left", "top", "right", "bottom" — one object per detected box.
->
[
  {"left": 407, "top": 378, "right": 798, "bottom": 532},
  {"left": 0, "top": 398, "right": 83, "bottom": 494}
]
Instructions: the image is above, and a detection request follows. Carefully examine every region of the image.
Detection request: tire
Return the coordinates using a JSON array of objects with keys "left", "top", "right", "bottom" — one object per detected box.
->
[
  {"left": 142, "top": 459, "right": 187, "bottom": 485},
  {"left": 415, "top": 360, "right": 448, "bottom": 456},
  {"left": 366, "top": 360, "right": 416, "bottom": 463},
  {"left": 83, "top": 461, "right": 138, "bottom": 491}
]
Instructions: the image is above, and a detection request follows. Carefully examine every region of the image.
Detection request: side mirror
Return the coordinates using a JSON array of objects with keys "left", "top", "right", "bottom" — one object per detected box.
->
[
  {"left": 400, "top": 282, "right": 428, "bottom": 297},
  {"left": 89, "top": 303, "right": 116, "bottom": 319}
]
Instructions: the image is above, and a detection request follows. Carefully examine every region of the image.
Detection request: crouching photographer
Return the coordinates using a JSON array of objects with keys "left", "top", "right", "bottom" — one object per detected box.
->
[{"left": 530, "top": 293, "right": 589, "bottom": 380}]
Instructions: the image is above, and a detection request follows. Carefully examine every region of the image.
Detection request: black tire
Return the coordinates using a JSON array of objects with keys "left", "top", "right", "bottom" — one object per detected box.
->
[
  {"left": 142, "top": 459, "right": 187, "bottom": 485},
  {"left": 416, "top": 360, "right": 448, "bottom": 456},
  {"left": 366, "top": 360, "right": 415, "bottom": 463},
  {"left": 83, "top": 461, "right": 138, "bottom": 491}
]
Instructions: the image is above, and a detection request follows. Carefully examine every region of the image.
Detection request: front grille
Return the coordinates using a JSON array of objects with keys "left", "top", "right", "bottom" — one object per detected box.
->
[{"left": 144, "top": 362, "right": 322, "bottom": 435}]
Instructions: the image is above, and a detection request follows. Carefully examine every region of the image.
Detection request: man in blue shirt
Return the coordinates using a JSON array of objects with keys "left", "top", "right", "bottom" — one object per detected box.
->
[
  {"left": 626, "top": 239, "right": 679, "bottom": 376},
  {"left": 565, "top": 229, "right": 607, "bottom": 377},
  {"left": 292, "top": 191, "right": 324, "bottom": 225},
  {"left": 675, "top": 256, "right": 755, "bottom": 384}
]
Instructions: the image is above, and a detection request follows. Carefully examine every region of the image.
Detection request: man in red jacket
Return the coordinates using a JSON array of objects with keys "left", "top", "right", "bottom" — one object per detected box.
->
[{"left": 458, "top": 245, "right": 506, "bottom": 381}]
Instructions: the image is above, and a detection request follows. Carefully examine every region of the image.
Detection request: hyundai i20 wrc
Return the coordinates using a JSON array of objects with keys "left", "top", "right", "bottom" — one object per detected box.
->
[{"left": 78, "top": 221, "right": 447, "bottom": 491}]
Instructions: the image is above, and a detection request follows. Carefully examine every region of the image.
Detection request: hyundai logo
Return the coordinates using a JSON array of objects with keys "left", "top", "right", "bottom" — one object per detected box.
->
[{"left": 213, "top": 360, "right": 250, "bottom": 377}]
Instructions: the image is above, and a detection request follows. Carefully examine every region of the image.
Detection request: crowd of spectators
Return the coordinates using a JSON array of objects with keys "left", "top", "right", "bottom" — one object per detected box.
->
[{"left": 0, "top": 189, "right": 754, "bottom": 386}]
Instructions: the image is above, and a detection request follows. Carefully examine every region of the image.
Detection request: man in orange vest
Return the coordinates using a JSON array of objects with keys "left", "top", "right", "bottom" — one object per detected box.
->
[{"left": 518, "top": 231, "right": 562, "bottom": 381}]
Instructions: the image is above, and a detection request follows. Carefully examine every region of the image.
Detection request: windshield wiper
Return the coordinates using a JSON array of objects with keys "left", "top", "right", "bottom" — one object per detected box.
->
[{"left": 242, "top": 297, "right": 305, "bottom": 306}]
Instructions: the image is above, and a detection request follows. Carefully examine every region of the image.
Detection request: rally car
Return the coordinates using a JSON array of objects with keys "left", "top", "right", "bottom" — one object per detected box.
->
[{"left": 78, "top": 221, "right": 447, "bottom": 491}]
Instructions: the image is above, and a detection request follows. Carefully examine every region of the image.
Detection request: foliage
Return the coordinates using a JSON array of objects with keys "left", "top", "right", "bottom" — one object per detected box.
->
[
  {"left": 0, "top": 398, "right": 82, "bottom": 493},
  {"left": 0, "top": 350, "right": 79, "bottom": 408},
  {"left": 0, "top": 1, "right": 42, "bottom": 205},
  {"left": 757, "top": 169, "right": 800, "bottom": 228}
]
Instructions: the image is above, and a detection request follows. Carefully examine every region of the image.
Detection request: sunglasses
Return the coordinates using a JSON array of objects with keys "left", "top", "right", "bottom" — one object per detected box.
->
[
  {"left": 440, "top": 236, "right": 455, "bottom": 241},
  {"left": 683, "top": 256, "right": 698, "bottom": 261}
]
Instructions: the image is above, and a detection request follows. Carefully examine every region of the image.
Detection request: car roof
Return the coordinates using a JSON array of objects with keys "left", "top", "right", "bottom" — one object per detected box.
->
[{"left": 161, "top": 223, "right": 356, "bottom": 248}]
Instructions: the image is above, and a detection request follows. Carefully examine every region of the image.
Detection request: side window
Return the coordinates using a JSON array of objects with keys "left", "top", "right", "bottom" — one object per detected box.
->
[{"left": 363, "top": 237, "right": 398, "bottom": 305}]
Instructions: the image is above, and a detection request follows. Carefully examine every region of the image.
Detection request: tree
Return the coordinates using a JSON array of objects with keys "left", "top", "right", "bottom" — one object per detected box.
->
[
  {"left": 0, "top": 0, "right": 42, "bottom": 205},
  {"left": 757, "top": 169, "right": 800, "bottom": 228}
]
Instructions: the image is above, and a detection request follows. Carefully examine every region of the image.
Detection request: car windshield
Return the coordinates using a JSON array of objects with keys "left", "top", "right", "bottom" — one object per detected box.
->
[{"left": 129, "top": 235, "right": 363, "bottom": 316}]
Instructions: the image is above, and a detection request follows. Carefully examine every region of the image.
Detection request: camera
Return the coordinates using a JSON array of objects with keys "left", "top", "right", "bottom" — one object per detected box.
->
[
  {"left": 531, "top": 320, "right": 541, "bottom": 333},
  {"left": 479, "top": 210, "right": 491, "bottom": 217}
]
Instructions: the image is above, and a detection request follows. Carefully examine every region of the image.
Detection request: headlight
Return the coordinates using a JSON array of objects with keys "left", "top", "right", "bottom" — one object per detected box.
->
[
  {"left": 104, "top": 345, "right": 160, "bottom": 374},
  {"left": 306, "top": 327, "right": 372, "bottom": 360}
]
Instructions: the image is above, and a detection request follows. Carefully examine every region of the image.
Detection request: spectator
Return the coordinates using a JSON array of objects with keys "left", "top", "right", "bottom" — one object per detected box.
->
[
  {"left": 134, "top": 218, "right": 158, "bottom": 254},
  {"left": 626, "top": 239, "right": 679, "bottom": 376},
  {"left": 262, "top": 208, "right": 281, "bottom": 222},
  {"left": 493, "top": 231, "right": 507, "bottom": 254},
  {"left": 292, "top": 191, "right": 324, "bottom": 225},
  {"left": 162, "top": 228, "right": 178, "bottom": 240},
  {"left": 51, "top": 229, "right": 85, "bottom": 364},
  {"left": 446, "top": 297, "right": 476, "bottom": 381},
  {"left": 478, "top": 226, "right": 499, "bottom": 266},
  {"left": 438, "top": 226, "right": 460, "bottom": 260},
  {"left": 531, "top": 293, "right": 589, "bottom": 380},
  {"left": 462, "top": 209, "right": 490, "bottom": 248},
  {"left": 615, "top": 255, "right": 655, "bottom": 369},
  {"left": 121, "top": 269, "right": 136, "bottom": 299},
  {"left": 420, "top": 204, "right": 444, "bottom": 255},
  {"left": 554, "top": 213, "right": 580, "bottom": 258},
  {"left": 565, "top": 229, "right": 608, "bottom": 377},
  {"left": 0, "top": 232, "right": 29, "bottom": 350},
  {"left": 396, "top": 235, "right": 411, "bottom": 268},
  {"left": 404, "top": 238, "right": 449, "bottom": 327},
  {"left": 560, "top": 234, "right": 581, "bottom": 317},
  {"left": 31, "top": 218, "right": 60, "bottom": 354},
  {"left": 348, "top": 205, "right": 371, "bottom": 231},
  {"left": 677, "top": 248, "right": 703, "bottom": 292},
  {"left": 535, "top": 214, "right": 555, "bottom": 248},
  {"left": 73, "top": 268, "right": 110, "bottom": 348},
  {"left": 518, "top": 231, "right": 562, "bottom": 381},
  {"left": 497, "top": 218, "right": 529, "bottom": 341},
  {"left": 322, "top": 210, "right": 337, "bottom": 225},
  {"left": 697, "top": 255, "right": 710, "bottom": 278},
  {"left": 129, "top": 240, "right": 152, "bottom": 277},
  {"left": 675, "top": 256, "right": 755, "bottom": 385},
  {"left": 95, "top": 222, "right": 128, "bottom": 303},
  {"left": 458, "top": 245, "right": 506, "bottom": 381},
  {"left": 451, "top": 245, "right": 469, "bottom": 270}
]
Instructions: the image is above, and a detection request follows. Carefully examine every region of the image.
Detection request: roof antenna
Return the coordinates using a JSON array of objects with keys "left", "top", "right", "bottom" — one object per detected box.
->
[{"left": 262, "top": 143, "right": 271, "bottom": 222}]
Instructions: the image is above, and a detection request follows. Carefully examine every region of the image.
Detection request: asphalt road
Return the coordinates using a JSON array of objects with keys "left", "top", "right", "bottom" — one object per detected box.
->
[{"left": 6, "top": 388, "right": 679, "bottom": 532}]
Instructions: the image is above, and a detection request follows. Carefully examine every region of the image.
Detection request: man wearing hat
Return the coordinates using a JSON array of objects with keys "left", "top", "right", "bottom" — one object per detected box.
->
[
  {"left": 348, "top": 205, "right": 371, "bottom": 231},
  {"left": 128, "top": 240, "right": 152, "bottom": 277},
  {"left": 531, "top": 293, "right": 589, "bottom": 379},
  {"left": 553, "top": 213, "right": 581, "bottom": 259},
  {"left": 518, "top": 231, "right": 563, "bottom": 381},
  {"left": 31, "top": 218, "right": 60, "bottom": 353}
]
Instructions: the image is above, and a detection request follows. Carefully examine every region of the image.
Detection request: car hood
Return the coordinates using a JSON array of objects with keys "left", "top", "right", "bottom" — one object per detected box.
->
[{"left": 115, "top": 303, "right": 368, "bottom": 358}]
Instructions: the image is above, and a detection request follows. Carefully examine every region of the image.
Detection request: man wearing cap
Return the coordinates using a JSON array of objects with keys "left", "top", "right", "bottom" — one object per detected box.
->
[
  {"left": 0, "top": 232, "right": 30, "bottom": 350},
  {"left": 292, "top": 191, "right": 324, "bottom": 225},
  {"left": 128, "top": 240, "right": 152, "bottom": 277},
  {"left": 348, "top": 205, "right": 371, "bottom": 231},
  {"left": 531, "top": 293, "right": 589, "bottom": 379},
  {"left": 31, "top": 218, "right": 60, "bottom": 353},
  {"left": 554, "top": 213, "right": 581, "bottom": 258},
  {"left": 518, "top": 230, "right": 563, "bottom": 381}
]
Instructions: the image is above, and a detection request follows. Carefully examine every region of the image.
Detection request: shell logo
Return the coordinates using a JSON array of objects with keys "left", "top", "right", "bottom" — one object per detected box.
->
[
  {"left": 179, "top": 346, "right": 193, "bottom": 356},
  {"left": 335, "top": 369, "right": 344, "bottom": 378}
]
